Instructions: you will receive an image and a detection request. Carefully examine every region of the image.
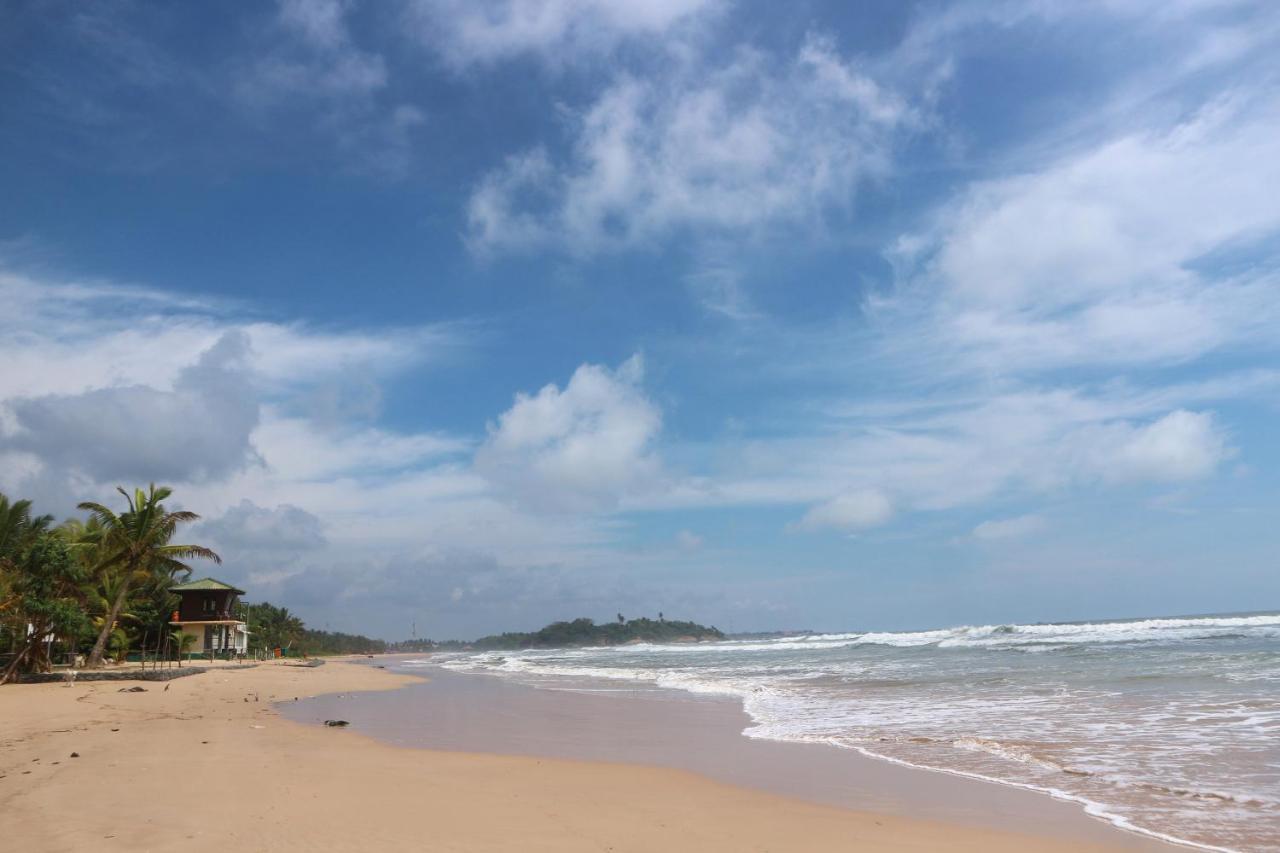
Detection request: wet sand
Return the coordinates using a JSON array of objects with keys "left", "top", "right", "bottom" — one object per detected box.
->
[{"left": 283, "top": 660, "right": 1181, "bottom": 850}]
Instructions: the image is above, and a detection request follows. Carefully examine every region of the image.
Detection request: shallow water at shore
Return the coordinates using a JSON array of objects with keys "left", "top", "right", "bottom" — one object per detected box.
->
[{"left": 432, "top": 612, "right": 1280, "bottom": 852}]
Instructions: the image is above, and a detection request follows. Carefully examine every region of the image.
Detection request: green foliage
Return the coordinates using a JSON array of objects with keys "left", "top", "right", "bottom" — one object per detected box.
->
[
  {"left": 296, "top": 627, "right": 386, "bottom": 656},
  {"left": 0, "top": 495, "right": 53, "bottom": 563},
  {"left": 401, "top": 616, "right": 724, "bottom": 651},
  {"left": 172, "top": 627, "right": 197, "bottom": 655},
  {"left": 1, "top": 533, "right": 92, "bottom": 682},
  {"left": 0, "top": 494, "right": 54, "bottom": 619},
  {"left": 241, "top": 600, "right": 385, "bottom": 655},
  {"left": 107, "top": 627, "right": 129, "bottom": 662},
  {"left": 241, "top": 601, "right": 304, "bottom": 651}
]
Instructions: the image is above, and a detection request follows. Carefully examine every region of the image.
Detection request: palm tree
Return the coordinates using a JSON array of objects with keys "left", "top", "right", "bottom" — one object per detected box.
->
[
  {"left": 86, "top": 571, "right": 145, "bottom": 659},
  {"left": 278, "top": 608, "right": 304, "bottom": 651},
  {"left": 78, "top": 485, "right": 220, "bottom": 669},
  {"left": 245, "top": 602, "right": 304, "bottom": 653},
  {"left": 0, "top": 494, "right": 53, "bottom": 563},
  {"left": 0, "top": 494, "right": 54, "bottom": 658}
]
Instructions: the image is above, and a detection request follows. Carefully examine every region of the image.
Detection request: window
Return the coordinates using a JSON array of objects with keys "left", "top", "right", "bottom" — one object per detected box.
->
[{"left": 203, "top": 597, "right": 216, "bottom": 613}]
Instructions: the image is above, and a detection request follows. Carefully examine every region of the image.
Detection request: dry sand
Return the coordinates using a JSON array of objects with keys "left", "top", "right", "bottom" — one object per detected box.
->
[{"left": 0, "top": 659, "right": 1168, "bottom": 852}]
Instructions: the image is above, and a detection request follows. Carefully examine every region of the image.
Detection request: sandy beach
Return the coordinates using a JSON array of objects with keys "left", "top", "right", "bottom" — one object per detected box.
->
[{"left": 0, "top": 658, "right": 1181, "bottom": 853}]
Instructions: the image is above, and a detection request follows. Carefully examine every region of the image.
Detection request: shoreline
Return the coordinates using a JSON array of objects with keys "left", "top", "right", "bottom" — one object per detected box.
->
[
  {"left": 442, "top": 665, "right": 1212, "bottom": 851},
  {"left": 286, "top": 658, "right": 1183, "bottom": 851},
  {"left": 1, "top": 657, "right": 1186, "bottom": 851}
]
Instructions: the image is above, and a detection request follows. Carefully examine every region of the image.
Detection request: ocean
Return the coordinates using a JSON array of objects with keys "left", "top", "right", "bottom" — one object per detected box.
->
[{"left": 436, "top": 612, "right": 1280, "bottom": 852}]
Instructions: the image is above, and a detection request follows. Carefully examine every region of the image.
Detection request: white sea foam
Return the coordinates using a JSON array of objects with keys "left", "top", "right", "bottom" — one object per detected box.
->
[{"left": 475, "top": 613, "right": 1280, "bottom": 657}]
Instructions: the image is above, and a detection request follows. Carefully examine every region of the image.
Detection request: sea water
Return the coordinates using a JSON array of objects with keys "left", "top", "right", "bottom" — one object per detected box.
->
[{"left": 437, "top": 612, "right": 1280, "bottom": 851}]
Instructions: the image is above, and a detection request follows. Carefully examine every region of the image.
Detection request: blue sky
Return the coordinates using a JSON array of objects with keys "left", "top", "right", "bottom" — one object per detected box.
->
[{"left": 2, "top": 0, "right": 1278, "bottom": 638}]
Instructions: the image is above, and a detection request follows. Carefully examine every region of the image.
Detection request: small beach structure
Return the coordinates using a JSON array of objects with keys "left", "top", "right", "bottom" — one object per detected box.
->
[{"left": 168, "top": 578, "right": 249, "bottom": 657}]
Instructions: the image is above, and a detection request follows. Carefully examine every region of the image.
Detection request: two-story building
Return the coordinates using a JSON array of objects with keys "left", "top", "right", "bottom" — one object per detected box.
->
[{"left": 169, "top": 578, "right": 249, "bottom": 657}]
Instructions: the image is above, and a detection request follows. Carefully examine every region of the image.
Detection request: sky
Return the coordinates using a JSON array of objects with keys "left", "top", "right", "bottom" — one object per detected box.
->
[{"left": 2, "top": 0, "right": 1278, "bottom": 639}]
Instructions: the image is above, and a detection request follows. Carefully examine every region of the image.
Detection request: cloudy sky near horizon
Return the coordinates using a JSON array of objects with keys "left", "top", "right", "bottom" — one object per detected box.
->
[{"left": 2, "top": 0, "right": 1278, "bottom": 639}]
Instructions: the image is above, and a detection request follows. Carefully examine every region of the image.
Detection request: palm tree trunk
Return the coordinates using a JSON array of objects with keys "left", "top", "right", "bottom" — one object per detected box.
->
[
  {"left": 0, "top": 619, "right": 47, "bottom": 685},
  {"left": 86, "top": 574, "right": 133, "bottom": 669},
  {"left": 0, "top": 637, "right": 33, "bottom": 684}
]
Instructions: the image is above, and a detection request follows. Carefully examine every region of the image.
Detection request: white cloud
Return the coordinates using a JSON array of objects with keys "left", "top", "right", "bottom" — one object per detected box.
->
[
  {"left": 277, "top": 0, "right": 352, "bottom": 51},
  {"left": 467, "top": 36, "right": 915, "bottom": 255},
  {"left": 973, "top": 514, "right": 1046, "bottom": 541},
  {"left": 0, "top": 267, "right": 664, "bottom": 593},
  {"left": 1105, "top": 409, "right": 1230, "bottom": 483},
  {"left": 2, "top": 331, "right": 261, "bottom": 484},
  {"left": 242, "top": 0, "right": 386, "bottom": 102},
  {"left": 668, "top": 382, "right": 1239, "bottom": 527},
  {"left": 0, "top": 270, "right": 465, "bottom": 400},
  {"left": 252, "top": 412, "right": 467, "bottom": 481},
  {"left": 797, "top": 489, "right": 894, "bottom": 533},
  {"left": 476, "top": 355, "right": 663, "bottom": 510},
  {"left": 231, "top": 0, "right": 426, "bottom": 177},
  {"left": 404, "top": 0, "right": 719, "bottom": 68},
  {"left": 0, "top": 266, "right": 473, "bottom": 511},
  {"left": 200, "top": 499, "right": 328, "bottom": 552},
  {"left": 890, "top": 89, "right": 1280, "bottom": 373}
]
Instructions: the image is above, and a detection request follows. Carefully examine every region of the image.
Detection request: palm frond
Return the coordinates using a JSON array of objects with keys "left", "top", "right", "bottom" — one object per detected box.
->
[
  {"left": 164, "top": 510, "right": 201, "bottom": 524},
  {"left": 157, "top": 544, "right": 222, "bottom": 564}
]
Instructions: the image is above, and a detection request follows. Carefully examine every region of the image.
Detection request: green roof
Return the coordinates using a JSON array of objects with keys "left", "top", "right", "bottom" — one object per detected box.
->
[{"left": 169, "top": 577, "right": 246, "bottom": 594}]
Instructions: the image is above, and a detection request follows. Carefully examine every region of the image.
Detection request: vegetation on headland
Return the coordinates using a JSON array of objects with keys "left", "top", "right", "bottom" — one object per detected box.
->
[
  {"left": 241, "top": 601, "right": 385, "bottom": 656},
  {"left": 391, "top": 615, "right": 725, "bottom": 652},
  {"left": 0, "top": 486, "right": 384, "bottom": 684}
]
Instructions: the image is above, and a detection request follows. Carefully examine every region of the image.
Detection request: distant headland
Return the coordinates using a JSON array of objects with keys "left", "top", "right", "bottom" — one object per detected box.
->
[{"left": 393, "top": 616, "right": 724, "bottom": 652}]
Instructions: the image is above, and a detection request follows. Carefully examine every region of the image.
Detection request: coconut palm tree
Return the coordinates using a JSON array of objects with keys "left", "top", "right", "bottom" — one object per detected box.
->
[
  {"left": 0, "top": 494, "right": 55, "bottom": 660},
  {"left": 0, "top": 494, "right": 53, "bottom": 563},
  {"left": 78, "top": 485, "right": 220, "bottom": 669},
  {"left": 244, "top": 602, "right": 304, "bottom": 653},
  {"left": 1, "top": 495, "right": 53, "bottom": 610}
]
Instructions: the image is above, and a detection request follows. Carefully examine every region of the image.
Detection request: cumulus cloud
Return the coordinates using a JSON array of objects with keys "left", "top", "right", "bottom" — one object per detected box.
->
[
  {"left": 475, "top": 355, "right": 663, "bottom": 511},
  {"left": 2, "top": 331, "right": 260, "bottom": 484},
  {"left": 0, "top": 267, "right": 473, "bottom": 518},
  {"left": 797, "top": 489, "right": 894, "bottom": 533},
  {"left": 404, "top": 0, "right": 719, "bottom": 68},
  {"left": 199, "top": 499, "right": 328, "bottom": 552},
  {"left": 1104, "top": 410, "right": 1231, "bottom": 483},
  {"left": 467, "top": 36, "right": 915, "bottom": 255},
  {"left": 972, "top": 514, "right": 1046, "bottom": 541}
]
